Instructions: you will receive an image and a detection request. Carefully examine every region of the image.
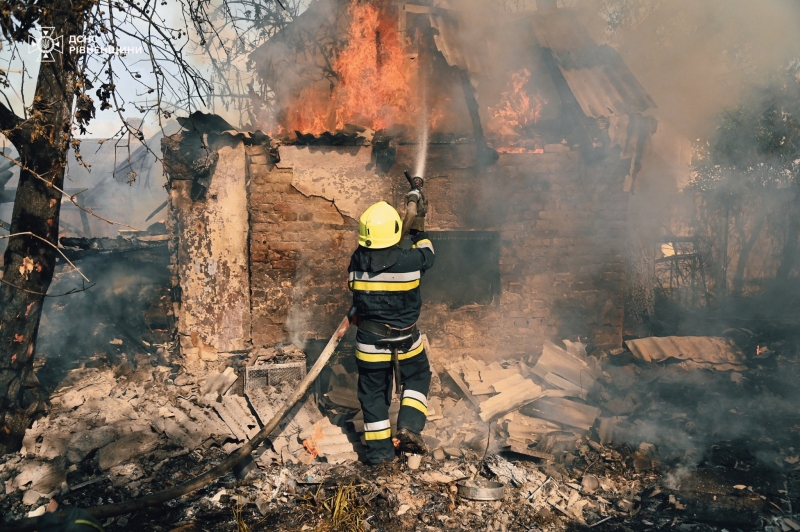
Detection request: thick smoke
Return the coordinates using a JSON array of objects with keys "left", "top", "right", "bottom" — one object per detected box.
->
[{"left": 590, "top": 0, "right": 800, "bottom": 140}]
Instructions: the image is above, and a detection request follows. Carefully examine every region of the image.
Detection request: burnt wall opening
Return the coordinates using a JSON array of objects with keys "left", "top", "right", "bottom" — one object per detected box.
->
[{"left": 418, "top": 231, "right": 501, "bottom": 307}]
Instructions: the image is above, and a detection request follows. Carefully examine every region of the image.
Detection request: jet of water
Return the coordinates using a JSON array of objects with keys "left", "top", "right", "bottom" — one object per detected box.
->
[{"left": 414, "top": 82, "right": 428, "bottom": 179}]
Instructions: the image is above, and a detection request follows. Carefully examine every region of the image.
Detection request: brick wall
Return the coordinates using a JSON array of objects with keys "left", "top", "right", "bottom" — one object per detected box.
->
[
  {"left": 247, "top": 145, "right": 356, "bottom": 347},
  {"left": 248, "top": 142, "right": 629, "bottom": 358}
]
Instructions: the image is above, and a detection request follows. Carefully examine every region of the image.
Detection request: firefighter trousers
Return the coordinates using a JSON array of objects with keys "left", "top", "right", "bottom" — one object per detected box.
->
[{"left": 356, "top": 351, "right": 431, "bottom": 465}]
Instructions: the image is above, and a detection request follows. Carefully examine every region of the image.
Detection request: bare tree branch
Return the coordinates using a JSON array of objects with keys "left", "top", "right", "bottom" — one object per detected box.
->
[
  {"left": 0, "top": 232, "right": 89, "bottom": 282},
  {"left": 0, "top": 151, "right": 142, "bottom": 231},
  {"left": 0, "top": 277, "right": 95, "bottom": 297}
]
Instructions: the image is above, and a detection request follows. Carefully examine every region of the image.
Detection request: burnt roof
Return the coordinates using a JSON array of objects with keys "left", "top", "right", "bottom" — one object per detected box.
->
[
  {"left": 252, "top": 3, "right": 655, "bottom": 123},
  {"left": 531, "top": 9, "right": 656, "bottom": 119}
]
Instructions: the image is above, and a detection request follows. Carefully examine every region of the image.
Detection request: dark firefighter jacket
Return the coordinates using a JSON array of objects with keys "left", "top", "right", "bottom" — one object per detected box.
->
[{"left": 348, "top": 232, "right": 435, "bottom": 367}]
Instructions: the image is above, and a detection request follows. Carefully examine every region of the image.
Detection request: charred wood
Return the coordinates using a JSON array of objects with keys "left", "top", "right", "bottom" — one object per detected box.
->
[{"left": 59, "top": 237, "right": 170, "bottom": 262}]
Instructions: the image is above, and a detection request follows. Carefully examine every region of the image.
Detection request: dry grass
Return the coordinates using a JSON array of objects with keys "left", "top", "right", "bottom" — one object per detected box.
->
[
  {"left": 301, "top": 481, "right": 368, "bottom": 532},
  {"left": 232, "top": 494, "right": 250, "bottom": 532},
  {"left": 231, "top": 493, "right": 269, "bottom": 532}
]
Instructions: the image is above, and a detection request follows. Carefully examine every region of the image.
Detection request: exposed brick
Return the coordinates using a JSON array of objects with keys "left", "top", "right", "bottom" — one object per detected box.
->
[
  {"left": 273, "top": 203, "right": 298, "bottom": 213},
  {"left": 270, "top": 241, "right": 303, "bottom": 251},
  {"left": 248, "top": 144, "right": 629, "bottom": 356},
  {"left": 251, "top": 183, "right": 293, "bottom": 194},
  {"left": 272, "top": 260, "right": 297, "bottom": 270},
  {"left": 314, "top": 211, "right": 345, "bottom": 224},
  {"left": 267, "top": 170, "right": 294, "bottom": 184}
]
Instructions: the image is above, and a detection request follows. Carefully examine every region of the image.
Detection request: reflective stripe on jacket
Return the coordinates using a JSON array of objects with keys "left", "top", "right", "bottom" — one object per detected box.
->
[{"left": 347, "top": 232, "right": 435, "bottom": 330}]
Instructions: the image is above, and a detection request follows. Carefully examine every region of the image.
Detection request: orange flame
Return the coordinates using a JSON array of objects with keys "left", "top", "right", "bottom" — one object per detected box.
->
[
  {"left": 302, "top": 423, "right": 325, "bottom": 458},
  {"left": 303, "top": 438, "right": 320, "bottom": 458},
  {"left": 488, "top": 68, "right": 545, "bottom": 137},
  {"left": 281, "top": 0, "right": 419, "bottom": 134}
]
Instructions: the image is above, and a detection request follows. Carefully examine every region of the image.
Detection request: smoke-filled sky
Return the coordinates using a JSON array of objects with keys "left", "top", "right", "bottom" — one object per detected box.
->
[
  {"left": 590, "top": 0, "right": 800, "bottom": 140},
  {"left": 446, "top": 0, "right": 800, "bottom": 141},
  {"left": 2, "top": 1, "right": 800, "bottom": 145}
]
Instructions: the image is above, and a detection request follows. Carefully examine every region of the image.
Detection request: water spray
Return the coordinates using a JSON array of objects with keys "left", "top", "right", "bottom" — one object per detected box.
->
[{"left": 414, "top": 79, "right": 429, "bottom": 179}]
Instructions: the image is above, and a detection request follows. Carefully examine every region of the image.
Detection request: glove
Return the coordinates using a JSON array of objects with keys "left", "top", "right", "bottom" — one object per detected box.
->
[
  {"left": 405, "top": 189, "right": 428, "bottom": 218},
  {"left": 405, "top": 190, "right": 428, "bottom": 233},
  {"left": 410, "top": 231, "right": 429, "bottom": 244}
]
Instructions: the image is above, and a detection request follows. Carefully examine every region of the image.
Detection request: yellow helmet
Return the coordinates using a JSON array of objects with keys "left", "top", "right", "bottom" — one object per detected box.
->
[{"left": 358, "top": 201, "right": 402, "bottom": 249}]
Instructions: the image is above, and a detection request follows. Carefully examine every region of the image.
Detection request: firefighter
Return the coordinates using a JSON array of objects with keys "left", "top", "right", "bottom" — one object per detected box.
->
[{"left": 348, "top": 201, "right": 435, "bottom": 465}]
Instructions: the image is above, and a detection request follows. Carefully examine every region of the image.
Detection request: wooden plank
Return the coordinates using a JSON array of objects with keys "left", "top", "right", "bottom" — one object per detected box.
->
[
  {"left": 506, "top": 437, "right": 532, "bottom": 449},
  {"left": 507, "top": 422, "right": 560, "bottom": 439},
  {"left": 460, "top": 357, "right": 487, "bottom": 372},
  {"left": 491, "top": 373, "right": 526, "bottom": 393},
  {"left": 544, "top": 372, "right": 585, "bottom": 395},
  {"left": 469, "top": 383, "right": 496, "bottom": 395},
  {"left": 480, "top": 369, "right": 518, "bottom": 382},
  {"left": 462, "top": 370, "right": 482, "bottom": 385},
  {"left": 532, "top": 341, "right": 595, "bottom": 389},
  {"left": 520, "top": 397, "right": 601, "bottom": 431},
  {"left": 479, "top": 380, "right": 544, "bottom": 422},
  {"left": 508, "top": 417, "right": 562, "bottom": 431},
  {"left": 445, "top": 367, "right": 482, "bottom": 410}
]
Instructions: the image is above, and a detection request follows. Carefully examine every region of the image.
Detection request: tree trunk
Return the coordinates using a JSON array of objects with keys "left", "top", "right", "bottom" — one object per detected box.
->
[
  {"left": 776, "top": 189, "right": 800, "bottom": 284},
  {"left": 0, "top": 2, "right": 87, "bottom": 453},
  {"left": 718, "top": 203, "right": 730, "bottom": 298},
  {"left": 731, "top": 211, "right": 767, "bottom": 297}
]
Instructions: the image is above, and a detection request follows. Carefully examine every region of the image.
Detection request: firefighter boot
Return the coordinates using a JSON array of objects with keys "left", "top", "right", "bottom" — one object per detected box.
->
[{"left": 395, "top": 427, "right": 427, "bottom": 455}]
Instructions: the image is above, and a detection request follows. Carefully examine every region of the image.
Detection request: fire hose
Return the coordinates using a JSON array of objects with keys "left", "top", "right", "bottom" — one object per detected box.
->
[{"left": 1, "top": 309, "right": 357, "bottom": 532}]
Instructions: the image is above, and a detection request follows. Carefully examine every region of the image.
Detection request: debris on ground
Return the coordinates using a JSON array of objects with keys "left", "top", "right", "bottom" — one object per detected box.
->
[{"left": 4, "top": 329, "right": 800, "bottom": 531}]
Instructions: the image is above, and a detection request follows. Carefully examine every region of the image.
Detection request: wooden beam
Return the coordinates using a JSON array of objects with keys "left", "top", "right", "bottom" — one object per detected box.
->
[{"left": 445, "top": 367, "right": 482, "bottom": 410}]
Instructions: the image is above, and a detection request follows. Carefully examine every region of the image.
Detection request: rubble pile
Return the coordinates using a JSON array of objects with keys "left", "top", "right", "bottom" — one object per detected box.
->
[
  {"left": 313, "top": 337, "right": 603, "bottom": 465},
  {"left": 3, "top": 328, "right": 800, "bottom": 530}
]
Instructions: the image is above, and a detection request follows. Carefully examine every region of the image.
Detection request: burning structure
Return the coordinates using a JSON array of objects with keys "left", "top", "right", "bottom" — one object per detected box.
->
[
  {"left": 166, "top": 0, "right": 657, "bottom": 360},
  {"left": 9, "top": 2, "right": 800, "bottom": 531}
]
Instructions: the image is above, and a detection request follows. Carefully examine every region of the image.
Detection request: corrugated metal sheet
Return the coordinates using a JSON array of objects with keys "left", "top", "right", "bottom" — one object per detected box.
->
[
  {"left": 531, "top": 10, "right": 656, "bottom": 119},
  {"left": 428, "top": 13, "right": 483, "bottom": 76},
  {"left": 625, "top": 336, "right": 747, "bottom": 372}
]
